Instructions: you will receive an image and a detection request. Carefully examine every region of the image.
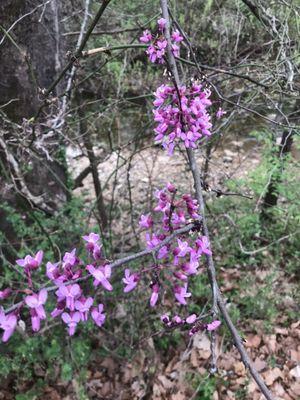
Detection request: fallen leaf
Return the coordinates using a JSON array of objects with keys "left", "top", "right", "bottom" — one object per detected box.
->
[
  {"left": 234, "top": 361, "right": 246, "bottom": 376},
  {"left": 289, "top": 381, "right": 300, "bottom": 399},
  {"left": 263, "top": 367, "right": 283, "bottom": 386},
  {"left": 275, "top": 327, "right": 289, "bottom": 335},
  {"left": 290, "top": 348, "right": 300, "bottom": 363},
  {"left": 253, "top": 357, "right": 267, "bottom": 372},
  {"left": 263, "top": 334, "right": 277, "bottom": 353},
  {"left": 289, "top": 365, "right": 300, "bottom": 379},
  {"left": 245, "top": 334, "right": 261, "bottom": 348}
]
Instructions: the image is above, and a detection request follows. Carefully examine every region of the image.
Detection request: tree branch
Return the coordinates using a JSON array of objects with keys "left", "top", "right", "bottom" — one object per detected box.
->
[{"left": 160, "top": 1, "right": 275, "bottom": 399}]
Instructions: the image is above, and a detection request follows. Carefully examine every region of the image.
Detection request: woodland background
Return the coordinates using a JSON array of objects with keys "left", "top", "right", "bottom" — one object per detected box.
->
[{"left": 0, "top": 0, "right": 299, "bottom": 399}]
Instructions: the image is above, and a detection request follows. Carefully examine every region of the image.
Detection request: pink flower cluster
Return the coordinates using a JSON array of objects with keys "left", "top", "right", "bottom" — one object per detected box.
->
[
  {"left": 153, "top": 83, "right": 212, "bottom": 154},
  {"left": 139, "top": 18, "right": 183, "bottom": 64},
  {"left": 161, "top": 313, "right": 221, "bottom": 336},
  {"left": 123, "top": 183, "right": 212, "bottom": 318},
  {"left": 0, "top": 184, "right": 218, "bottom": 342}
]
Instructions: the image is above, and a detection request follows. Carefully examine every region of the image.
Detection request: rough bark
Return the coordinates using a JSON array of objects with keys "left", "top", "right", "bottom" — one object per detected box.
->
[{"left": 0, "top": 0, "right": 69, "bottom": 260}]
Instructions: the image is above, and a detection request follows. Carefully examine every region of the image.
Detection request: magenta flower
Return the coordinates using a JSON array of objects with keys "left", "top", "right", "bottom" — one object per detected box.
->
[
  {"left": 61, "top": 311, "right": 81, "bottom": 336},
  {"left": 186, "top": 314, "right": 197, "bottom": 324},
  {"left": 25, "top": 290, "right": 47, "bottom": 333},
  {"left": 139, "top": 214, "right": 153, "bottom": 229},
  {"left": 157, "top": 17, "right": 166, "bottom": 31},
  {"left": 160, "top": 314, "right": 170, "bottom": 324},
  {"left": 196, "top": 236, "right": 212, "bottom": 256},
  {"left": 173, "top": 271, "right": 188, "bottom": 281},
  {"left": 206, "top": 320, "right": 221, "bottom": 331},
  {"left": 56, "top": 284, "right": 81, "bottom": 311},
  {"left": 75, "top": 297, "right": 93, "bottom": 321},
  {"left": 172, "top": 315, "right": 183, "bottom": 324},
  {"left": 46, "top": 261, "right": 65, "bottom": 284},
  {"left": 62, "top": 249, "right": 77, "bottom": 268},
  {"left": 175, "top": 239, "right": 191, "bottom": 257},
  {"left": 91, "top": 304, "right": 106, "bottom": 327},
  {"left": 0, "top": 309, "right": 17, "bottom": 342},
  {"left": 166, "top": 182, "right": 176, "bottom": 193},
  {"left": 51, "top": 300, "right": 66, "bottom": 318},
  {"left": 82, "top": 232, "right": 100, "bottom": 252},
  {"left": 157, "top": 245, "right": 168, "bottom": 259},
  {"left": 152, "top": 83, "right": 213, "bottom": 153},
  {"left": 92, "top": 244, "right": 102, "bottom": 260},
  {"left": 174, "top": 283, "right": 191, "bottom": 305},
  {"left": 25, "top": 288, "right": 48, "bottom": 320},
  {"left": 171, "top": 210, "right": 186, "bottom": 226},
  {"left": 86, "top": 264, "right": 113, "bottom": 291},
  {"left": 181, "top": 251, "right": 199, "bottom": 275},
  {"left": 123, "top": 269, "right": 139, "bottom": 293},
  {"left": 16, "top": 250, "right": 43, "bottom": 271},
  {"left": 171, "top": 43, "right": 180, "bottom": 57},
  {"left": 0, "top": 288, "right": 12, "bottom": 300},
  {"left": 145, "top": 233, "right": 162, "bottom": 250},
  {"left": 216, "top": 107, "right": 226, "bottom": 119},
  {"left": 139, "top": 29, "right": 152, "bottom": 43},
  {"left": 150, "top": 283, "right": 159, "bottom": 307},
  {"left": 171, "top": 30, "right": 183, "bottom": 42}
]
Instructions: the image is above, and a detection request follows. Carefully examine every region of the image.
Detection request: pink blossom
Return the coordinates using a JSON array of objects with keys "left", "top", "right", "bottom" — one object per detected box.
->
[
  {"left": 62, "top": 249, "right": 77, "bottom": 268},
  {"left": 16, "top": 250, "right": 43, "bottom": 271},
  {"left": 139, "top": 29, "right": 152, "bottom": 43},
  {"left": 150, "top": 283, "right": 159, "bottom": 307},
  {"left": 51, "top": 301, "right": 66, "bottom": 318},
  {"left": 160, "top": 314, "right": 170, "bottom": 324},
  {"left": 75, "top": 297, "right": 94, "bottom": 321},
  {"left": 82, "top": 232, "right": 100, "bottom": 253},
  {"left": 157, "top": 245, "right": 168, "bottom": 259},
  {"left": 91, "top": 304, "right": 106, "bottom": 327},
  {"left": 61, "top": 311, "right": 81, "bottom": 336},
  {"left": 152, "top": 84, "right": 213, "bottom": 152},
  {"left": 0, "top": 288, "right": 12, "bottom": 300},
  {"left": 0, "top": 309, "right": 17, "bottom": 342},
  {"left": 175, "top": 239, "right": 191, "bottom": 257},
  {"left": 139, "top": 214, "right": 153, "bottom": 229},
  {"left": 157, "top": 17, "right": 166, "bottom": 31},
  {"left": 86, "top": 264, "right": 113, "bottom": 291},
  {"left": 166, "top": 182, "right": 176, "bottom": 193},
  {"left": 92, "top": 243, "right": 102, "bottom": 260},
  {"left": 56, "top": 284, "right": 81, "bottom": 311},
  {"left": 171, "top": 30, "right": 183, "bottom": 42},
  {"left": 186, "top": 314, "right": 197, "bottom": 324},
  {"left": 171, "top": 43, "right": 180, "bottom": 57},
  {"left": 216, "top": 107, "right": 226, "bottom": 119},
  {"left": 181, "top": 251, "right": 199, "bottom": 275},
  {"left": 145, "top": 233, "right": 162, "bottom": 249},
  {"left": 25, "top": 288, "right": 48, "bottom": 320},
  {"left": 123, "top": 269, "right": 139, "bottom": 293},
  {"left": 173, "top": 271, "right": 188, "bottom": 281},
  {"left": 174, "top": 283, "right": 191, "bottom": 305},
  {"left": 46, "top": 261, "right": 64, "bottom": 284},
  {"left": 196, "top": 236, "right": 212, "bottom": 256},
  {"left": 172, "top": 315, "right": 183, "bottom": 324},
  {"left": 206, "top": 320, "right": 221, "bottom": 331}
]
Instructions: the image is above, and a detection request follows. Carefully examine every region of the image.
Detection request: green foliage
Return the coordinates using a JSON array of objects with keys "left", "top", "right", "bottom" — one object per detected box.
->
[{"left": 187, "top": 372, "right": 217, "bottom": 400}]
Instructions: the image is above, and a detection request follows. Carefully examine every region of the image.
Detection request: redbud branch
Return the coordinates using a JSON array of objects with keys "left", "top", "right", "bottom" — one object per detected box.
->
[
  {"left": 4, "top": 223, "right": 195, "bottom": 315},
  {"left": 160, "top": 1, "right": 275, "bottom": 399}
]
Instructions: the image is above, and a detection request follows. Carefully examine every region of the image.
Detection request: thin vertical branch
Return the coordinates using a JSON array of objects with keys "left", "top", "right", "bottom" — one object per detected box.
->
[{"left": 159, "top": 1, "right": 274, "bottom": 399}]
